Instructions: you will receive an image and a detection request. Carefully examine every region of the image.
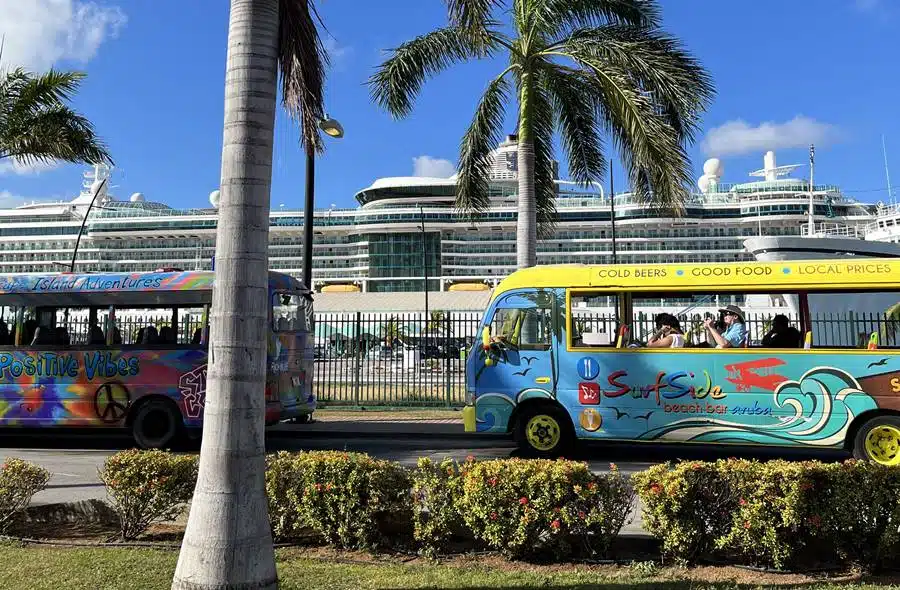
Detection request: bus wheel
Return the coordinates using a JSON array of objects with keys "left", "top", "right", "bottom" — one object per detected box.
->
[
  {"left": 132, "top": 399, "right": 182, "bottom": 450},
  {"left": 515, "top": 405, "right": 574, "bottom": 458},
  {"left": 853, "top": 415, "right": 900, "bottom": 466}
]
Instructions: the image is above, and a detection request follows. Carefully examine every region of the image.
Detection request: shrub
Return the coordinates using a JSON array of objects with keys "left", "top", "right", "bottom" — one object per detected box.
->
[
  {"left": 410, "top": 456, "right": 471, "bottom": 556},
  {"left": 633, "top": 460, "right": 737, "bottom": 562},
  {"left": 457, "top": 458, "right": 634, "bottom": 560},
  {"left": 265, "top": 451, "right": 411, "bottom": 549},
  {"left": 634, "top": 458, "right": 900, "bottom": 570},
  {"left": 0, "top": 458, "right": 50, "bottom": 533},
  {"left": 98, "top": 449, "right": 198, "bottom": 540}
]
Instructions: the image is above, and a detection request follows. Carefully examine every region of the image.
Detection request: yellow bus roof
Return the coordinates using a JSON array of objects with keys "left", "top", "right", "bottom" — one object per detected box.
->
[{"left": 492, "top": 259, "right": 900, "bottom": 299}]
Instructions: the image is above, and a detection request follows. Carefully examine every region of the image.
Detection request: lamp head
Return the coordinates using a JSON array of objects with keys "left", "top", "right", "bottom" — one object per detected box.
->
[{"left": 318, "top": 117, "right": 344, "bottom": 139}]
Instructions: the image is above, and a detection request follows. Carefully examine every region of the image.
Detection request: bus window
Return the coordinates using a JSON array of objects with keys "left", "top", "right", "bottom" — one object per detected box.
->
[
  {"left": 806, "top": 291, "right": 900, "bottom": 348},
  {"left": 490, "top": 306, "right": 551, "bottom": 351},
  {"left": 569, "top": 293, "right": 619, "bottom": 348},
  {"left": 273, "top": 293, "right": 309, "bottom": 332}
]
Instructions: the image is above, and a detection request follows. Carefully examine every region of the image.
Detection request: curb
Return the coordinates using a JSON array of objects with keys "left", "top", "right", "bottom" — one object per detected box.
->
[
  {"left": 22, "top": 499, "right": 119, "bottom": 527},
  {"left": 269, "top": 422, "right": 493, "bottom": 440}
]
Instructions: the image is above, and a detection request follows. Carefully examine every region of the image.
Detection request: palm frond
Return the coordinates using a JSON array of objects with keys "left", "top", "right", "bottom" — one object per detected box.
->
[
  {"left": 528, "top": 78, "right": 558, "bottom": 238},
  {"left": 575, "top": 56, "right": 690, "bottom": 213},
  {"left": 0, "top": 105, "right": 112, "bottom": 166},
  {"left": 456, "top": 74, "right": 511, "bottom": 219},
  {"left": 536, "top": 0, "right": 660, "bottom": 38},
  {"left": 445, "top": 0, "right": 503, "bottom": 35},
  {"left": 540, "top": 65, "right": 605, "bottom": 186},
  {"left": 563, "top": 25, "right": 714, "bottom": 141},
  {"left": 369, "top": 27, "right": 490, "bottom": 119},
  {"left": 280, "top": 0, "right": 328, "bottom": 154}
]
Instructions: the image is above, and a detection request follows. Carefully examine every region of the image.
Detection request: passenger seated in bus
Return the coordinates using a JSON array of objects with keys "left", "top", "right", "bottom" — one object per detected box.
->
[
  {"left": 54, "top": 326, "right": 70, "bottom": 346},
  {"left": 158, "top": 325, "right": 176, "bottom": 345},
  {"left": 192, "top": 328, "right": 203, "bottom": 345},
  {"left": 142, "top": 326, "right": 160, "bottom": 345},
  {"left": 0, "top": 322, "right": 8, "bottom": 345},
  {"left": 647, "top": 313, "right": 685, "bottom": 348},
  {"left": 88, "top": 324, "right": 105, "bottom": 345},
  {"left": 704, "top": 305, "right": 747, "bottom": 348},
  {"left": 761, "top": 314, "right": 802, "bottom": 348},
  {"left": 112, "top": 325, "right": 122, "bottom": 345},
  {"left": 23, "top": 319, "right": 37, "bottom": 345}
]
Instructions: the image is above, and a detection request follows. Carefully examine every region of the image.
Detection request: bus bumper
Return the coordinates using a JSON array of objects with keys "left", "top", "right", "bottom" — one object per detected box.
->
[{"left": 462, "top": 405, "right": 476, "bottom": 433}]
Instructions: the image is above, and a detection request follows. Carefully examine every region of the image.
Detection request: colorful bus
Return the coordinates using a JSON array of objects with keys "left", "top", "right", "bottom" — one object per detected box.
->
[
  {"left": 462, "top": 259, "right": 900, "bottom": 465},
  {"left": 0, "top": 270, "right": 315, "bottom": 448}
]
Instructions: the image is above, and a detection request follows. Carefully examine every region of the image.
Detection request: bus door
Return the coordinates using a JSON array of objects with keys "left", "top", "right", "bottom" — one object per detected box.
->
[{"left": 474, "top": 291, "right": 555, "bottom": 431}]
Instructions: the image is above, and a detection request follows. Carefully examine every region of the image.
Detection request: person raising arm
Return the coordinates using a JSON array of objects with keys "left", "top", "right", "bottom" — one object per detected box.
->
[{"left": 704, "top": 305, "right": 747, "bottom": 348}]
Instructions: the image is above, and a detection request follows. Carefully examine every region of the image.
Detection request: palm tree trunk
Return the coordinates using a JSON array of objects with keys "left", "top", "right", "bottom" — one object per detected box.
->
[
  {"left": 516, "top": 137, "right": 537, "bottom": 269},
  {"left": 171, "top": 1, "right": 279, "bottom": 588}
]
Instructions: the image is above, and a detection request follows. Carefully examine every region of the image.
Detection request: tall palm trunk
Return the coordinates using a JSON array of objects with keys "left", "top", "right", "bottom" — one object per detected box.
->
[
  {"left": 516, "top": 138, "right": 537, "bottom": 269},
  {"left": 171, "top": 1, "right": 279, "bottom": 588}
]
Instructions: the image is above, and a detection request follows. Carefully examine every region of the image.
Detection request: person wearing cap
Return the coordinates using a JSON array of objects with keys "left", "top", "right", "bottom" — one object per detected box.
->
[{"left": 704, "top": 304, "right": 747, "bottom": 348}]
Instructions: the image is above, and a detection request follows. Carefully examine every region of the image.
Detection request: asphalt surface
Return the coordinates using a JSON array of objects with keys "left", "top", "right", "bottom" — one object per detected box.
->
[{"left": 0, "top": 426, "right": 850, "bottom": 537}]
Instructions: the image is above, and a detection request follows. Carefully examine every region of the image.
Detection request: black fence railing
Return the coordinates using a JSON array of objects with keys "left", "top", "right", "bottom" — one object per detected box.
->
[{"left": 312, "top": 312, "right": 482, "bottom": 407}]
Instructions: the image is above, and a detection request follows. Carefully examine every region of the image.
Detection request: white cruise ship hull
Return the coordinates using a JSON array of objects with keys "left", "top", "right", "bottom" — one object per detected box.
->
[{"left": 744, "top": 236, "right": 900, "bottom": 262}]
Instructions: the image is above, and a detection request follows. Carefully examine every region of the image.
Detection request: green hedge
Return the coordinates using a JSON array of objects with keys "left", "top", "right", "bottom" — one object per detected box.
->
[
  {"left": 0, "top": 458, "right": 50, "bottom": 534},
  {"left": 99, "top": 450, "right": 635, "bottom": 559},
  {"left": 633, "top": 458, "right": 900, "bottom": 570}
]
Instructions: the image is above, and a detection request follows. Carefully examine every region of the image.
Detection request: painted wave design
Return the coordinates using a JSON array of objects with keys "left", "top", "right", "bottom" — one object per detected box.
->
[
  {"left": 475, "top": 393, "right": 516, "bottom": 433},
  {"left": 639, "top": 367, "right": 878, "bottom": 447}
]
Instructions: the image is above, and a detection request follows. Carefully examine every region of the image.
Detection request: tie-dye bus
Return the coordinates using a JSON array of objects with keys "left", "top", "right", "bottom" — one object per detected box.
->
[
  {"left": 0, "top": 270, "right": 315, "bottom": 448},
  {"left": 463, "top": 259, "right": 900, "bottom": 466}
]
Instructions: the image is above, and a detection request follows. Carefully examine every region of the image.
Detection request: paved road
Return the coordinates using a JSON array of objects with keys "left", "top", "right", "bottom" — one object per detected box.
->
[{"left": 0, "top": 428, "right": 849, "bottom": 537}]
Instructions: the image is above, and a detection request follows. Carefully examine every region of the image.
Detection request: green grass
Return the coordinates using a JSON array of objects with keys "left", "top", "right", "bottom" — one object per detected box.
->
[{"left": 0, "top": 545, "right": 898, "bottom": 590}]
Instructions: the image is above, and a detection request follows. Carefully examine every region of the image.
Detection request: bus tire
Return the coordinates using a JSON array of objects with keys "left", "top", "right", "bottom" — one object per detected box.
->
[
  {"left": 852, "top": 414, "right": 900, "bottom": 466},
  {"left": 515, "top": 403, "right": 574, "bottom": 458},
  {"left": 131, "top": 399, "right": 182, "bottom": 450}
]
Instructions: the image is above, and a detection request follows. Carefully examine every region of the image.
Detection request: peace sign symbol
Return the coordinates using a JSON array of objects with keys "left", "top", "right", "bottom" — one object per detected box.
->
[{"left": 93, "top": 381, "right": 131, "bottom": 424}]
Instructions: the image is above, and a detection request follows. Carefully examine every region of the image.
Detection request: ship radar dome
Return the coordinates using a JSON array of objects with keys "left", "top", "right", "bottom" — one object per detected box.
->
[
  {"left": 129, "top": 192, "right": 145, "bottom": 202},
  {"left": 702, "top": 158, "right": 723, "bottom": 178},
  {"left": 209, "top": 190, "right": 221, "bottom": 208},
  {"left": 697, "top": 174, "right": 711, "bottom": 193}
]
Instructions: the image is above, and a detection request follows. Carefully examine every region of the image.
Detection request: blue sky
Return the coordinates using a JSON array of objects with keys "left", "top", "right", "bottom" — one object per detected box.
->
[{"left": 1, "top": 0, "right": 898, "bottom": 210}]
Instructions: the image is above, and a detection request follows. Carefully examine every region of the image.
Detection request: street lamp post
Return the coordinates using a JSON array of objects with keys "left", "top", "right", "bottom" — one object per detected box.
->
[
  {"left": 68, "top": 177, "right": 109, "bottom": 272},
  {"left": 419, "top": 205, "right": 429, "bottom": 361},
  {"left": 302, "top": 116, "right": 344, "bottom": 291}
]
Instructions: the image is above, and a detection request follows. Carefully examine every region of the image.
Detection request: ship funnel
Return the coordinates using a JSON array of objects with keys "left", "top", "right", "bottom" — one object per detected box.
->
[{"left": 763, "top": 151, "right": 777, "bottom": 181}]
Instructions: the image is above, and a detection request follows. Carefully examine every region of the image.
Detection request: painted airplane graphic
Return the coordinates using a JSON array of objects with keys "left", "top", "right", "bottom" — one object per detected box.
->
[{"left": 724, "top": 358, "right": 788, "bottom": 392}]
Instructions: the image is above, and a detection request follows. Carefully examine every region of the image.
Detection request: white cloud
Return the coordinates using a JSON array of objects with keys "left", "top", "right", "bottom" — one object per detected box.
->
[
  {"left": 0, "top": 0, "right": 126, "bottom": 71},
  {"left": 701, "top": 116, "right": 841, "bottom": 157},
  {"left": 323, "top": 36, "right": 351, "bottom": 62},
  {"left": 0, "top": 158, "right": 60, "bottom": 176},
  {"left": 0, "top": 190, "right": 27, "bottom": 207},
  {"left": 412, "top": 156, "right": 456, "bottom": 178}
]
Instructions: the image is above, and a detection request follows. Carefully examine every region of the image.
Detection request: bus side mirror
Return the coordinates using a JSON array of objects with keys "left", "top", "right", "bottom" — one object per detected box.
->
[{"left": 482, "top": 326, "right": 495, "bottom": 366}]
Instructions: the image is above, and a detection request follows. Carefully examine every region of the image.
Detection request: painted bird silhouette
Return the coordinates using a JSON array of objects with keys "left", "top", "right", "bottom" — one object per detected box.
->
[
  {"left": 611, "top": 407, "right": 628, "bottom": 420},
  {"left": 513, "top": 368, "right": 532, "bottom": 377},
  {"left": 633, "top": 411, "right": 655, "bottom": 421},
  {"left": 868, "top": 358, "right": 890, "bottom": 369},
  {"left": 522, "top": 356, "right": 538, "bottom": 365}
]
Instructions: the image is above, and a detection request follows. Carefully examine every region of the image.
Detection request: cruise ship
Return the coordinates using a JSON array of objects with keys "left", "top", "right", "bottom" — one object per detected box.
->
[{"left": 0, "top": 137, "right": 879, "bottom": 299}]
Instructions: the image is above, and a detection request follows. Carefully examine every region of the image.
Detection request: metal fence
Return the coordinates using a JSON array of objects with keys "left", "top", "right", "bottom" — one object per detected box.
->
[{"left": 313, "top": 312, "right": 482, "bottom": 407}]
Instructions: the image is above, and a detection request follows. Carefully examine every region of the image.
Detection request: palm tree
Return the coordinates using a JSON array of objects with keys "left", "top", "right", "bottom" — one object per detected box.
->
[
  {"left": 171, "top": 1, "right": 327, "bottom": 589},
  {"left": 0, "top": 69, "right": 112, "bottom": 168},
  {"left": 369, "top": 0, "right": 713, "bottom": 268}
]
